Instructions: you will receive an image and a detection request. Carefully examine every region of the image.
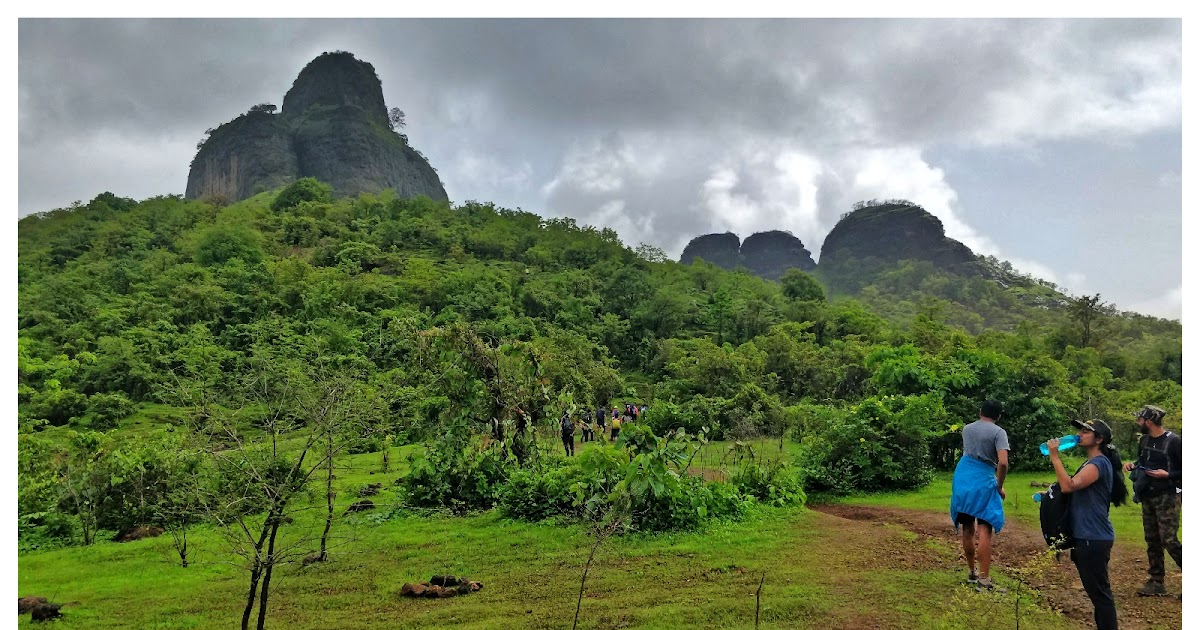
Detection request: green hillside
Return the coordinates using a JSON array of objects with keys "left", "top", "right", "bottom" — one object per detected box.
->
[{"left": 16, "top": 184, "right": 1182, "bottom": 627}]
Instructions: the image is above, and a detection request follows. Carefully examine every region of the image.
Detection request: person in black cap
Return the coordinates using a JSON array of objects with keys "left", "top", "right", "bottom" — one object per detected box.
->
[
  {"left": 1046, "top": 418, "right": 1129, "bottom": 630},
  {"left": 1123, "top": 404, "right": 1182, "bottom": 596}
]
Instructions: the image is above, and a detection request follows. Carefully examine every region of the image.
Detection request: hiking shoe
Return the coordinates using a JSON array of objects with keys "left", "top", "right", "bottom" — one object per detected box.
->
[
  {"left": 1136, "top": 580, "right": 1168, "bottom": 597},
  {"left": 975, "top": 577, "right": 1008, "bottom": 594},
  {"left": 966, "top": 571, "right": 979, "bottom": 585}
]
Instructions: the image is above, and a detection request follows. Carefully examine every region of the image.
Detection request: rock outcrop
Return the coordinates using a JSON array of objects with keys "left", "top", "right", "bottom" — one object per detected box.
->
[
  {"left": 818, "top": 202, "right": 978, "bottom": 273},
  {"left": 739, "top": 230, "right": 817, "bottom": 280},
  {"left": 186, "top": 51, "right": 448, "bottom": 204},
  {"left": 679, "top": 232, "right": 742, "bottom": 270},
  {"left": 679, "top": 230, "right": 816, "bottom": 280}
]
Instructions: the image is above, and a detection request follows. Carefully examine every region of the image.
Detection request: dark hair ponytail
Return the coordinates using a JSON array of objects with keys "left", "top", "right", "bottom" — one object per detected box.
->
[{"left": 1102, "top": 442, "right": 1129, "bottom": 507}]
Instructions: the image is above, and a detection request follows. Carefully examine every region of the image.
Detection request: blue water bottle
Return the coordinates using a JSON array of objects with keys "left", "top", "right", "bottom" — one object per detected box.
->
[{"left": 1039, "top": 434, "right": 1079, "bottom": 455}]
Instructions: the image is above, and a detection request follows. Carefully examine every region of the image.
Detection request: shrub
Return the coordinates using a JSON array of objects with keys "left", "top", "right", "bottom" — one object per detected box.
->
[
  {"left": 401, "top": 441, "right": 509, "bottom": 513},
  {"left": 730, "top": 459, "right": 807, "bottom": 507},
  {"left": 499, "top": 428, "right": 752, "bottom": 532},
  {"left": 27, "top": 387, "right": 88, "bottom": 426},
  {"left": 499, "top": 460, "right": 590, "bottom": 522},
  {"left": 796, "top": 392, "right": 947, "bottom": 495},
  {"left": 640, "top": 400, "right": 709, "bottom": 436},
  {"left": 83, "top": 392, "right": 134, "bottom": 431},
  {"left": 271, "top": 178, "right": 333, "bottom": 211}
]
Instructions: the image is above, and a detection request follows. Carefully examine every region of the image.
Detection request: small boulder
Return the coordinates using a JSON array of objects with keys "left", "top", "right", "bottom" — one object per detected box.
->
[
  {"left": 344, "top": 500, "right": 375, "bottom": 514},
  {"left": 400, "top": 582, "right": 428, "bottom": 597},
  {"left": 31, "top": 602, "right": 62, "bottom": 622},
  {"left": 455, "top": 581, "right": 483, "bottom": 595},
  {"left": 430, "top": 575, "right": 459, "bottom": 587},
  {"left": 18, "top": 597, "right": 48, "bottom": 615},
  {"left": 359, "top": 483, "right": 383, "bottom": 497}
]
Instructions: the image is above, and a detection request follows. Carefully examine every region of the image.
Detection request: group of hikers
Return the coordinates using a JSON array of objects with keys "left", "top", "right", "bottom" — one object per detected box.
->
[
  {"left": 559, "top": 403, "right": 647, "bottom": 456},
  {"left": 951, "top": 401, "right": 1182, "bottom": 630}
]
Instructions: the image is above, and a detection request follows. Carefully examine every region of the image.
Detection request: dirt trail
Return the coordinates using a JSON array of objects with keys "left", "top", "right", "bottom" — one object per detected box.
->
[{"left": 811, "top": 504, "right": 1181, "bottom": 630}]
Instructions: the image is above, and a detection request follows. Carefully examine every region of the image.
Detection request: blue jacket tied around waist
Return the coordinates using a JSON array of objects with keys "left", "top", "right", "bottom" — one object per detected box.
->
[{"left": 950, "top": 455, "right": 1005, "bottom": 533}]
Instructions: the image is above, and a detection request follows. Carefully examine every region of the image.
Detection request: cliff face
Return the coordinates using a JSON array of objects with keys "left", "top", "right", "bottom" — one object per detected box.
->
[
  {"left": 186, "top": 52, "right": 448, "bottom": 204},
  {"left": 818, "top": 202, "right": 978, "bottom": 273},
  {"left": 679, "top": 233, "right": 742, "bottom": 270},
  {"left": 739, "top": 230, "right": 817, "bottom": 280},
  {"left": 187, "top": 112, "right": 299, "bottom": 201},
  {"left": 679, "top": 230, "right": 816, "bottom": 280}
]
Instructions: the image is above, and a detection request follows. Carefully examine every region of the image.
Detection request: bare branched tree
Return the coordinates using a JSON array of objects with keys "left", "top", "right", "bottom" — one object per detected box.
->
[{"left": 194, "top": 357, "right": 373, "bottom": 630}]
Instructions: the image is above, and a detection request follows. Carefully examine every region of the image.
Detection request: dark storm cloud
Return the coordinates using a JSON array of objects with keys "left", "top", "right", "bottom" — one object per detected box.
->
[{"left": 17, "top": 18, "right": 1182, "bottom": 318}]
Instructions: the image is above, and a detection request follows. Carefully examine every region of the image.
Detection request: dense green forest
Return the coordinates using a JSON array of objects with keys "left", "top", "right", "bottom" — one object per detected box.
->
[{"left": 17, "top": 181, "right": 1182, "bottom": 549}]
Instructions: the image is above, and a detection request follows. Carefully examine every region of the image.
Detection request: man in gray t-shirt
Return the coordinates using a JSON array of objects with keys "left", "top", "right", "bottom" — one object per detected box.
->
[
  {"left": 950, "top": 400, "right": 1010, "bottom": 591},
  {"left": 963, "top": 417, "right": 1010, "bottom": 469}
]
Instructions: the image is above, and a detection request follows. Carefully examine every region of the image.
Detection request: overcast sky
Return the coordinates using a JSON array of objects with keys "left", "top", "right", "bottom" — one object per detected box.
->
[{"left": 17, "top": 18, "right": 1183, "bottom": 319}]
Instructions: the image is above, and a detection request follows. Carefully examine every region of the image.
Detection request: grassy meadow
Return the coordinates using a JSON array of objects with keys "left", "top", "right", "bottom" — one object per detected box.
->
[{"left": 18, "top": 437, "right": 1088, "bottom": 630}]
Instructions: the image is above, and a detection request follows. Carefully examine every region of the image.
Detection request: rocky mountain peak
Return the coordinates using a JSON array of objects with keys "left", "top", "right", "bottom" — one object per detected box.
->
[
  {"left": 186, "top": 51, "right": 447, "bottom": 205},
  {"left": 282, "top": 51, "right": 388, "bottom": 126}
]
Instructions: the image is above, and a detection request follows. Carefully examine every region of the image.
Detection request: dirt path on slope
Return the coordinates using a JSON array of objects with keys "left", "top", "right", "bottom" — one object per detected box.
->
[{"left": 811, "top": 504, "right": 1181, "bottom": 630}]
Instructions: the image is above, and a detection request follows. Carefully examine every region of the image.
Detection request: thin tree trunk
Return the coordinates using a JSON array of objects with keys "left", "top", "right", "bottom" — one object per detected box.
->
[
  {"left": 256, "top": 517, "right": 283, "bottom": 630},
  {"left": 241, "top": 559, "right": 263, "bottom": 630},
  {"left": 573, "top": 531, "right": 605, "bottom": 630},
  {"left": 319, "top": 439, "right": 334, "bottom": 561},
  {"left": 177, "top": 526, "right": 189, "bottom": 568},
  {"left": 241, "top": 506, "right": 276, "bottom": 630},
  {"left": 755, "top": 573, "right": 765, "bottom": 629}
]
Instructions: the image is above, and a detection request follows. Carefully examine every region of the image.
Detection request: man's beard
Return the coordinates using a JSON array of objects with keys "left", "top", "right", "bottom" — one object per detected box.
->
[{"left": 1139, "top": 423, "right": 1151, "bottom": 435}]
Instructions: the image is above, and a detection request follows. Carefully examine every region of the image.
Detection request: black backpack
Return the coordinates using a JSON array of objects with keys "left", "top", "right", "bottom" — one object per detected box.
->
[{"left": 1038, "top": 482, "right": 1074, "bottom": 550}]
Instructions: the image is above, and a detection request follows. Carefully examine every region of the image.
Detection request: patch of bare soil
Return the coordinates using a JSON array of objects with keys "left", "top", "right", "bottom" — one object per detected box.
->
[{"left": 812, "top": 504, "right": 1181, "bottom": 630}]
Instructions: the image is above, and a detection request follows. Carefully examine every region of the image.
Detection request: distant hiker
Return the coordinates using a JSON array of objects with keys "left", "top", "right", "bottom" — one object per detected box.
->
[
  {"left": 1047, "top": 419, "right": 1128, "bottom": 630},
  {"left": 560, "top": 411, "right": 575, "bottom": 456},
  {"left": 949, "top": 399, "right": 1009, "bottom": 591},
  {"left": 580, "top": 412, "right": 594, "bottom": 443},
  {"left": 595, "top": 406, "right": 607, "bottom": 440},
  {"left": 611, "top": 413, "right": 622, "bottom": 442},
  {"left": 1124, "top": 405, "right": 1182, "bottom": 597}
]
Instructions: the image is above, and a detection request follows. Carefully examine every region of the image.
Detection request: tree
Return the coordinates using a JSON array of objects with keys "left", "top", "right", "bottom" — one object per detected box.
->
[
  {"left": 198, "top": 353, "right": 368, "bottom": 630},
  {"left": 1068, "top": 293, "right": 1113, "bottom": 347},
  {"left": 780, "top": 268, "right": 825, "bottom": 302},
  {"left": 271, "top": 178, "right": 333, "bottom": 212},
  {"left": 388, "top": 107, "right": 406, "bottom": 130},
  {"left": 634, "top": 243, "right": 668, "bottom": 264},
  {"left": 248, "top": 103, "right": 277, "bottom": 114}
]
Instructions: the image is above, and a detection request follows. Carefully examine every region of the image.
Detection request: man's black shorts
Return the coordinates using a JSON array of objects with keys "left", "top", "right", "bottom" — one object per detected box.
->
[{"left": 956, "top": 513, "right": 994, "bottom": 530}]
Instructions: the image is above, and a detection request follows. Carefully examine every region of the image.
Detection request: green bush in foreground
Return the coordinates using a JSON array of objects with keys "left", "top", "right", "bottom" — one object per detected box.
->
[{"left": 500, "top": 427, "right": 754, "bottom": 532}]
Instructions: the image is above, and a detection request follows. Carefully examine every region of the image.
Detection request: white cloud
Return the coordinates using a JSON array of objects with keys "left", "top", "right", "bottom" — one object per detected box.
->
[
  {"left": 20, "top": 130, "right": 195, "bottom": 212},
  {"left": 699, "top": 145, "right": 825, "bottom": 249},
  {"left": 1127, "top": 285, "right": 1182, "bottom": 320},
  {"left": 835, "top": 146, "right": 1005, "bottom": 255},
  {"left": 448, "top": 151, "right": 533, "bottom": 193}
]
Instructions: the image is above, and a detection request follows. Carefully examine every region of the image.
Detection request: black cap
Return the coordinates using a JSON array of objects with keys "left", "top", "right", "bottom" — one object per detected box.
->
[
  {"left": 1071, "top": 418, "right": 1113, "bottom": 443},
  {"left": 1134, "top": 405, "right": 1166, "bottom": 424}
]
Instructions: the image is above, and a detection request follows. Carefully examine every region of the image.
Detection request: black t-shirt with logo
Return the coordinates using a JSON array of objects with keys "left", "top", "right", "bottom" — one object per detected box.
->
[{"left": 1136, "top": 431, "right": 1182, "bottom": 498}]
